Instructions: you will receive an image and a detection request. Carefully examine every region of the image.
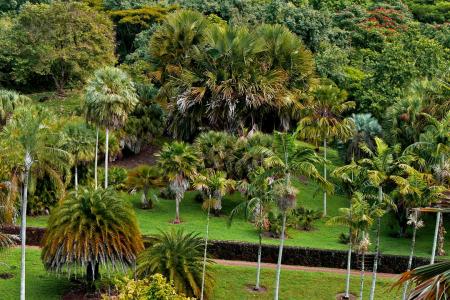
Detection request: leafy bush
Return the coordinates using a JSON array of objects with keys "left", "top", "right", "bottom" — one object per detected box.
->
[
  {"left": 98, "top": 167, "right": 128, "bottom": 190},
  {"left": 290, "top": 207, "right": 322, "bottom": 231}
]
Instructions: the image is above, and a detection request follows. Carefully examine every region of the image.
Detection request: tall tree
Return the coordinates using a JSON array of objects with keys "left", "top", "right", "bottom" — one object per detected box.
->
[
  {"left": 9, "top": 1, "right": 116, "bottom": 95},
  {"left": 156, "top": 141, "right": 201, "bottom": 223},
  {"left": 1, "top": 107, "right": 70, "bottom": 300},
  {"left": 298, "top": 83, "right": 355, "bottom": 216},
  {"left": 85, "top": 67, "right": 138, "bottom": 189}
]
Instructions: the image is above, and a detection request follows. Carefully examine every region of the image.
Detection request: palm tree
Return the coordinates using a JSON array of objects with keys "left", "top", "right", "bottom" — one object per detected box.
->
[
  {"left": 358, "top": 137, "right": 416, "bottom": 300},
  {"left": 394, "top": 261, "right": 450, "bottom": 299},
  {"left": 347, "top": 113, "right": 382, "bottom": 162},
  {"left": 61, "top": 120, "right": 95, "bottom": 192},
  {"left": 193, "top": 169, "right": 234, "bottom": 299},
  {"left": 263, "top": 132, "right": 331, "bottom": 300},
  {"left": 229, "top": 167, "right": 275, "bottom": 291},
  {"left": 41, "top": 188, "right": 143, "bottom": 283},
  {"left": 156, "top": 141, "right": 201, "bottom": 223},
  {"left": 126, "top": 165, "right": 163, "bottom": 209},
  {"left": 0, "top": 90, "right": 30, "bottom": 126},
  {"left": 194, "top": 131, "right": 237, "bottom": 172},
  {"left": 85, "top": 67, "right": 138, "bottom": 189},
  {"left": 298, "top": 83, "right": 355, "bottom": 216},
  {"left": 1, "top": 107, "right": 71, "bottom": 300},
  {"left": 136, "top": 229, "right": 214, "bottom": 298}
]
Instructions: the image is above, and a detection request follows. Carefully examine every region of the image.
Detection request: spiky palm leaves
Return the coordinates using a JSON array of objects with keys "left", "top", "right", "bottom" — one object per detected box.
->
[
  {"left": 41, "top": 188, "right": 143, "bottom": 282},
  {"left": 347, "top": 113, "right": 382, "bottom": 161},
  {"left": 193, "top": 169, "right": 235, "bottom": 213},
  {"left": 126, "top": 165, "right": 163, "bottom": 209},
  {"left": 395, "top": 261, "right": 450, "bottom": 299},
  {"left": 0, "top": 90, "right": 30, "bottom": 126},
  {"left": 194, "top": 131, "right": 237, "bottom": 173},
  {"left": 85, "top": 66, "right": 138, "bottom": 188},
  {"left": 156, "top": 141, "right": 201, "bottom": 223},
  {"left": 136, "top": 229, "right": 214, "bottom": 298}
]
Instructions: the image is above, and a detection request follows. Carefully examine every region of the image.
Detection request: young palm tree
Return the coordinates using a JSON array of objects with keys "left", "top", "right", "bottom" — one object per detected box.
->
[
  {"left": 347, "top": 113, "right": 382, "bottom": 162},
  {"left": 41, "top": 188, "right": 143, "bottom": 283},
  {"left": 61, "top": 120, "right": 95, "bottom": 192},
  {"left": 156, "top": 141, "right": 201, "bottom": 223},
  {"left": 85, "top": 67, "right": 138, "bottom": 188},
  {"left": 1, "top": 107, "right": 71, "bottom": 300},
  {"left": 136, "top": 229, "right": 214, "bottom": 298},
  {"left": 126, "top": 165, "right": 163, "bottom": 209},
  {"left": 0, "top": 90, "right": 30, "bottom": 126},
  {"left": 263, "top": 132, "right": 331, "bottom": 300},
  {"left": 229, "top": 167, "right": 275, "bottom": 291},
  {"left": 194, "top": 131, "right": 237, "bottom": 172},
  {"left": 297, "top": 84, "right": 355, "bottom": 216}
]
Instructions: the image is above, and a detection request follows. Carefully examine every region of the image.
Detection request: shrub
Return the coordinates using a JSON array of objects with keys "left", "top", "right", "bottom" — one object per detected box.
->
[{"left": 290, "top": 206, "right": 322, "bottom": 231}]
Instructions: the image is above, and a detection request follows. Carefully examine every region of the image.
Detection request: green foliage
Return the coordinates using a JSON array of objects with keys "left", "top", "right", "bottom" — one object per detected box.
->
[
  {"left": 98, "top": 167, "right": 128, "bottom": 191},
  {"left": 8, "top": 1, "right": 116, "bottom": 94},
  {"left": 41, "top": 188, "right": 144, "bottom": 281},
  {"left": 0, "top": 90, "right": 30, "bottom": 125},
  {"left": 290, "top": 206, "right": 322, "bottom": 231},
  {"left": 126, "top": 165, "right": 162, "bottom": 209},
  {"left": 136, "top": 229, "right": 214, "bottom": 298}
]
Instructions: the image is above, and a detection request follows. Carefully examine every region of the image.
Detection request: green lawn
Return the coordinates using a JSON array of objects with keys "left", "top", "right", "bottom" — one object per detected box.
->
[
  {"left": 0, "top": 248, "right": 399, "bottom": 300},
  {"left": 25, "top": 178, "right": 447, "bottom": 258}
]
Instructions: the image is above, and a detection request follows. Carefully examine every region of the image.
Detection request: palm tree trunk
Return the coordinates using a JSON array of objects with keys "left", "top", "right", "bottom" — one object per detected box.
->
[
  {"left": 255, "top": 227, "right": 263, "bottom": 290},
  {"left": 437, "top": 214, "right": 446, "bottom": 256},
  {"left": 20, "top": 152, "right": 31, "bottom": 300},
  {"left": 344, "top": 241, "right": 352, "bottom": 299},
  {"left": 94, "top": 127, "right": 99, "bottom": 190},
  {"left": 323, "top": 138, "right": 327, "bottom": 217},
  {"left": 431, "top": 211, "right": 441, "bottom": 264},
  {"left": 200, "top": 199, "right": 211, "bottom": 300},
  {"left": 402, "top": 210, "right": 418, "bottom": 300},
  {"left": 175, "top": 193, "right": 181, "bottom": 224},
  {"left": 274, "top": 212, "right": 287, "bottom": 300},
  {"left": 104, "top": 128, "right": 109, "bottom": 189},
  {"left": 74, "top": 164, "right": 78, "bottom": 193},
  {"left": 369, "top": 215, "right": 382, "bottom": 300},
  {"left": 359, "top": 251, "right": 365, "bottom": 300}
]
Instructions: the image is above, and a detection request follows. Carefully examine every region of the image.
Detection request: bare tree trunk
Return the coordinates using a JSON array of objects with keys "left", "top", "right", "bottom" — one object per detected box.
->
[
  {"left": 94, "top": 128, "right": 99, "bottom": 190},
  {"left": 344, "top": 242, "right": 352, "bottom": 299},
  {"left": 323, "top": 138, "right": 327, "bottom": 217},
  {"left": 359, "top": 251, "right": 365, "bottom": 300},
  {"left": 74, "top": 164, "right": 78, "bottom": 193},
  {"left": 20, "top": 152, "right": 31, "bottom": 300},
  {"left": 200, "top": 199, "right": 211, "bottom": 300},
  {"left": 104, "top": 128, "right": 109, "bottom": 189},
  {"left": 175, "top": 193, "right": 181, "bottom": 224},
  {"left": 274, "top": 212, "right": 287, "bottom": 300},
  {"left": 437, "top": 215, "right": 446, "bottom": 256},
  {"left": 431, "top": 211, "right": 441, "bottom": 264},
  {"left": 402, "top": 211, "right": 418, "bottom": 300},
  {"left": 255, "top": 226, "right": 263, "bottom": 290},
  {"left": 369, "top": 186, "right": 383, "bottom": 300}
]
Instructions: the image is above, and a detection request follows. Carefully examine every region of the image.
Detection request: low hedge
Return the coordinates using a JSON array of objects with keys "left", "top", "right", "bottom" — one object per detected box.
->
[{"left": 1, "top": 226, "right": 432, "bottom": 274}]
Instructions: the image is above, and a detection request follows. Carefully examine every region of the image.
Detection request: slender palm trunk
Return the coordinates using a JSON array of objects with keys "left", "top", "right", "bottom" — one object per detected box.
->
[
  {"left": 344, "top": 195, "right": 353, "bottom": 299},
  {"left": 175, "top": 193, "right": 181, "bottom": 224},
  {"left": 402, "top": 211, "right": 418, "bottom": 300},
  {"left": 94, "top": 128, "right": 99, "bottom": 190},
  {"left": 141, "top": 187, "right": 151, "bottom": 209},
  {"left": 255, "top": 214, "right": 263, "bottom": 290},
  {"left": 437, "top": 214, "right": 446, "bottom": 256},
  {"left": 431, "top": 211, "right": 441, "bottom": 264},
  {"left": 20, "top": 152, "right": 31, "bottom": 300},
  {"left": 274, "top": 212, "right": 287, "bottom": 300},
  {"left": 359, "top": 251, "right": 365, "bottom": 300},
  {"left": 323, "top": 138, "right": 327, "bottom": 217},
  {"left": 74, "top": 164, "right": 78, "bottom": 193},
  {"left": 104, "top": 128, "right": 109, "bottom": 189},
  {"left": 369, "top": 187, "right": 382, "bottom": 300},
  {"left": 200, "top": 198, "right": 211, "bottom": 300}
]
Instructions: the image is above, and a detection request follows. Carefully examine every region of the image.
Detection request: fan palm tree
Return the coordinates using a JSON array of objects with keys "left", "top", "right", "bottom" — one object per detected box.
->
[
  {"left": 41, "top": 188, "right": 143, "bottom": 283},
  {"left": 85, "top": 67, "right": 138, "bottom": 189},
  {"left": 347, "top": 113, "right": 382, "bottom": 162},
  {"left": 126, "top": 165, "right": 163, "bottom": 209},
  {"left": 0, "top": 90, "right": 30, "bottom": 126},
  {"left": 136, "top": 229, "right": 214, "bottom": 298},
  {"left": 61, "top": 120, "right": 95, "bottom": 192},
  {"left": 156, "top": 141, "right": 201, "bottom": 223},
  {"left": 194, "top": 131, "right": 237, "bottom": 172},
  {"left": 262, "top": 132, "right": 331, "bottom": 300},
  {"left": 1, "top": 107, "right": 71, "bottom": 300},
  {"left": 193, "top": 169, "right": 234, "bottom": 299},
  {"left": 229, "top": 167, "right": 275, "bottom": 291},
  {"left": 297, "top": 83, "right": 355, "bottom": 216},
  {"left": 394, "top": 261, "right": 450, "bottom": 299}
]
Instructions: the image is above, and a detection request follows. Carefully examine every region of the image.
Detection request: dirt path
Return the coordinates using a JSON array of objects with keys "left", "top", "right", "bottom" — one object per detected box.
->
[
  {"left": 111, "top": 144, "right": 160, "bottom": 169},
  {"left": 213, "top": 259, "right": 399, "bottom": 279}
]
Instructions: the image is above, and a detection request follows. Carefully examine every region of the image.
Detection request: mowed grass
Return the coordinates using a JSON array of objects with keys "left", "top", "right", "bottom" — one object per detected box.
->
[{"left": 0, "top": 248, "right": 399, "bottom": 300}]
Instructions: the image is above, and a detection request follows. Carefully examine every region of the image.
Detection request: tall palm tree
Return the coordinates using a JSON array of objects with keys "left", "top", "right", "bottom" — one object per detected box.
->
[
  {"left": 0, "top": 90, "right": 30, "bottom": 126},
  {"left": 136, "top": 229, "right": 214, "bottom": 298},
  {"left": 347, "top": 113, "right": 382, "bottom": 162},
  {"left": 61, "top": 120, "right": 95, "bottom": 192},
  {"left": 358, "top": 137, "right": 416, "bottom": 300},
  {"left": 229, "top": 167, "right": 275, "bottom": 291},
  {"left": 126, "top": 165, "right": 163, "bottom": 209},
  {"left": 297, "top": 83, "right": 355, "bottom": 216},
  {"left": 41, "top": 188, "right": 143, "bottom": 283},
  {"left": 85, "top": 67, "right": 138, "bottom": 189},
  {"left": 156, "top": 141, "right": 201, "bottom": 223},
  {"left": 263, "top": 132, "right": 331, "bottom": 300},
  {"left": 193, "top": 169, "right": 234, "bottom": 300},
  {"left": 1, "top": 107, "right": 70, "bottom": 300}
]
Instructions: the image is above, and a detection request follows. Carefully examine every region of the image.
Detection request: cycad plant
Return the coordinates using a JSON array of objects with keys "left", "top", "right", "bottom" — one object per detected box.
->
[
  {"left": 136, "top": 229, "right": 214, "bottom": 298},
  {"left": 1, "top": 107, "right": 71, "bottom": 300},
  {"left": 85, "top": 66, "right": 138, "bottom": 189},
  {"left": 156, "top": 141, "right": 201, "bottom": 223},
  {"left": 41, "top": 188, "right": 143, "bottom": 283},
  {"left": 126, "top": 165, "right": 163, "bottom": 209},
  {"left": 297, "top": 83, "right": 355, "bottom": 216}
]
